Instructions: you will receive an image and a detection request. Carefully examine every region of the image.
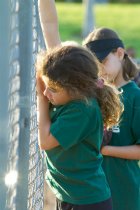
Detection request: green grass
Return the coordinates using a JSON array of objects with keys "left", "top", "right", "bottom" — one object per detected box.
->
[{"left": 56, "top": 3, "right": 140, "bottom": 57}]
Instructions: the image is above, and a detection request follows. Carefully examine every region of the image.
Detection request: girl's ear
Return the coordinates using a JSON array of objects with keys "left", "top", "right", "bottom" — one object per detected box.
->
[{"left": 116, "top": 47, "right": 125, "bottom": 60}]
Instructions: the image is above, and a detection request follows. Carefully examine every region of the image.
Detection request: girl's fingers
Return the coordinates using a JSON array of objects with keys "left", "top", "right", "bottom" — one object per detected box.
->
[{"left": 36, "top": 76, "right": 46, "bottom": 95}]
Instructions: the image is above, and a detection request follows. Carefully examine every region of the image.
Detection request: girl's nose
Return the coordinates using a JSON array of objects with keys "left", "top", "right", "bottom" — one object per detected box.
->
[{"left": 43, "top": 88, "right": 51, "bottom": 98}]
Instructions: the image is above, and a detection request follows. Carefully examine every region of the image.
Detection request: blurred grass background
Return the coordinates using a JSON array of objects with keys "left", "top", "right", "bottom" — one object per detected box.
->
[{"left": 56, "top": 3, "right": 140, "bottom": 57}]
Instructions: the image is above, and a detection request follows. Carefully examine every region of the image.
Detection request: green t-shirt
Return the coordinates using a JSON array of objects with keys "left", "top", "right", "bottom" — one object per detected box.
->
[
  {"left": 103, "top": 81, "right": 140, "bottom": 210},
  {"left": 45, "top": 99, "right": 111, "bottom": 204}
]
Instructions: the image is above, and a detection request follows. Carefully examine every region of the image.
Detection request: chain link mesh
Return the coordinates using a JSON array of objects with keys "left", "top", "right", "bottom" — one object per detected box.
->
[{"left": 6, "top": 0, "right": 45, "bottom": 209}]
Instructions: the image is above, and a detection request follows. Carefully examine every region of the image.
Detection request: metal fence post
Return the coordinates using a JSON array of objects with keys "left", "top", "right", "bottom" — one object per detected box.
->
[
  {"left": 0, "top": 0, "right": 10, "bottom": 209},
  {"left": 82, "top": 0, "right": 95, "bottom": 38},
  {"left": 15, "top": 0, "right": 33, "bottom": 209}
]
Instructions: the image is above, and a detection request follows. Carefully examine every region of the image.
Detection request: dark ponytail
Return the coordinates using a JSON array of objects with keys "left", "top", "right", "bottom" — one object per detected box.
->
[{"left": 122, "top": 54, "right": 139, "bottom": 80}]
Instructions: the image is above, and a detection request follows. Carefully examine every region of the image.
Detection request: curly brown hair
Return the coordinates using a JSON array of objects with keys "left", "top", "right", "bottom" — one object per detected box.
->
[{"left": 36, "top": 45, "right": 123, "bottom": 128}]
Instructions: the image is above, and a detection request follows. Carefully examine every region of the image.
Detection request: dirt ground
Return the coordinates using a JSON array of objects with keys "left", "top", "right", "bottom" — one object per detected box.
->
[{"left": 43, "top": 181, "right": 56, "bottom": 210}]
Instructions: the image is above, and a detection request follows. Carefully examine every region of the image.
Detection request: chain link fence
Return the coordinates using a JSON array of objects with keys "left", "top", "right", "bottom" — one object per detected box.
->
[{"left": 0, "top": 0, "right": 45, "bottom": 209}]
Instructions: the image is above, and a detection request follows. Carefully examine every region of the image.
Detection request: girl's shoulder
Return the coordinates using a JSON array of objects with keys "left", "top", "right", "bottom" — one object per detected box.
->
[
  {"left": 121, "top": 81, "right": 140, "bottom": 107},
  {"left": 58, "top": 99, "right": 101, "bottom": 117},
  {"left": 130, "top": 81, "right": 140, "bottom": 99},
  {"left": 121, "top": 81, "right": 140, "bottom": 95}
]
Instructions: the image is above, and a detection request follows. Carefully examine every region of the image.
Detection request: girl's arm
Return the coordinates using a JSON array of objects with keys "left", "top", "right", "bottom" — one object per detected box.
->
[
  {"left": 36, "top": 77, "right": 59, "bottom": 150},
  {"left": 101, "top": 144, "right": 140, "bottom": 160},
  {"left": 38, "top": 0, "right": 61, "bottom": 49}
]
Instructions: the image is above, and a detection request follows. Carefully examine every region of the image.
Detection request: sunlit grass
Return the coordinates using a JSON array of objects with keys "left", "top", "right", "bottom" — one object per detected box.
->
[
  {"left": 57, "top": 3, "right": 84, "bottom": 41},
  {"left": 57, "top": 3, "right": 140, "bottom": 57}
]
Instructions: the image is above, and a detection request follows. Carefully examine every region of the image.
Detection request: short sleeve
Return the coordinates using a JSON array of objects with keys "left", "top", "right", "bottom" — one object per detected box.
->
[
  {"left": 132, "top": 95, "right": 140, "bottom": 144},
  {"left": 50, "top": 105, "right": 90, "bottom": 150}
]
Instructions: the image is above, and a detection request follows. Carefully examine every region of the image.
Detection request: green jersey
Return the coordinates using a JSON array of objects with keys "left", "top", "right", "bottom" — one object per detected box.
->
[
  {"left": 103, "top": 81, "right": 140, "bottom": 210},
  {"left": 45, "top": 99, "right": 111, "bottom": 204}
]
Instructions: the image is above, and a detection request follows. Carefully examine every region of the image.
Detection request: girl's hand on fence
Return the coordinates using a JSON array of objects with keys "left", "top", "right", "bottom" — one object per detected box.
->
[{"left": 36, "top": 75, "right": 46, "bottom": 96}]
